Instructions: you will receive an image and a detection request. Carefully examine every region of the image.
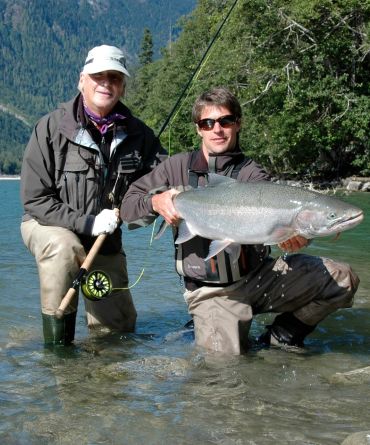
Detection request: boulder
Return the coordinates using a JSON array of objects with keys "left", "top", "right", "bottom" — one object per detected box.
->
[
  {"left": 341, "top": 431, "right": 370, "bottom": 445},
  {"left": 346, "top": 180, "right": 363, "bottom": 191},
  {"left": 362, "top": 182, "right": 370, "bottom": 191},
  {"left": 329, "top": 366, "right": 370, "bottom": 385}
]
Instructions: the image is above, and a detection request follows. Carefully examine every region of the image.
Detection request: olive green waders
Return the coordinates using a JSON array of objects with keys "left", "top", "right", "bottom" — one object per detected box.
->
[{"left": 42, "top": 312, "right": 77, "bottom": 346}]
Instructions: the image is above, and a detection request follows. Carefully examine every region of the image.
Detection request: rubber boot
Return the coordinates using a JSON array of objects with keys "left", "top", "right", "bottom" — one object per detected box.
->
[
  {"left": 258, "top": 312, "right": 316, "bottom": 348},
  {"left": 42, "top": 312, "right": 77, "bottom": 346}
]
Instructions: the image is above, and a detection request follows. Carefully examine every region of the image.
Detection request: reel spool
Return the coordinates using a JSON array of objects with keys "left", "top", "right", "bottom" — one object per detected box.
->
[{"left": 81, "top": 270, "right": 112, "bottom": 301}]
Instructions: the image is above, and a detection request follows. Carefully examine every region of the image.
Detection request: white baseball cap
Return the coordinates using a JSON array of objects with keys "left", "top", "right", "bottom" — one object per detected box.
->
[{"left": 82, "top": 45, "right": 130, "bottom": 77}]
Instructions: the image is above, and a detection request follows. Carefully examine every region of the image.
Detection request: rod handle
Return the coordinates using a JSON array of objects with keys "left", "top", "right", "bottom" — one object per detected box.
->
[{"left": 55, "top": 234, "right": 107, "bottom": 319}]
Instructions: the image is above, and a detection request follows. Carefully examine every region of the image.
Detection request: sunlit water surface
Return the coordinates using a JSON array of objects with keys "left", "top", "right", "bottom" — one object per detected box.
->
[{"left": 0, "top": 180, "right": 369, "bottom": 445}]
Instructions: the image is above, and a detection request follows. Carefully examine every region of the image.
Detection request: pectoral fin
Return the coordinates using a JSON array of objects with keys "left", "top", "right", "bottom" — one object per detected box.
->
[
  {"left": 175, "top": 221, "right": 196, "bottom": 244},
  {"left": 154, "top": 219, "right": 169, "bottom": 240},
  {"left": 205, "top": 240, "right": 233, "bottom": 261},
  {"left": 225, "top": 243, "right": 241, "bottom": 264}
]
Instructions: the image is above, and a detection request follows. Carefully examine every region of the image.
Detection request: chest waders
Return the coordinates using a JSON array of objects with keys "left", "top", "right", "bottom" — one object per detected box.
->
[{"left": 176, "top": 153, "right": 252, "bottom": 288}]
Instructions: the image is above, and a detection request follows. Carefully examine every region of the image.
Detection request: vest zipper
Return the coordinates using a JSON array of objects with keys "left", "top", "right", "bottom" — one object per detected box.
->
[
  {"left": 75, "top": 172, "right": 80, "bottom": 208},
  {"left": 63, "top": 173, "right": 70, "bottom": 204}
]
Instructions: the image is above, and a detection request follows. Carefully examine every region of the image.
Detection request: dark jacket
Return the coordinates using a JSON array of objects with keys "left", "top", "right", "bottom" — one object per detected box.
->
[
  {"left": 121, "top": 148, "right": 271, "bottom": 285},
  {"left": 20, "top": 94, "right": 167, "bottom": 254}
]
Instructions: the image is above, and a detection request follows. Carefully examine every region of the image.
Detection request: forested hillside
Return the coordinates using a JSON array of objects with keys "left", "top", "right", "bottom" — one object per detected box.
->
[
  {"left": 0, "top": 0, "right": 196, "bottom": 174},
  {"left": 128, "top": 0, "right": 370, "bottom": 180},
  {"left": 1, "top": 0, "right": 370, "bottom": 179}
]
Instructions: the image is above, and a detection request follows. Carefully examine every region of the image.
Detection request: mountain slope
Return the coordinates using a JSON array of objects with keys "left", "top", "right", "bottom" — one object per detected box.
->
[{"left": 0, "top": 0, "right": 196, "bottom": 173}]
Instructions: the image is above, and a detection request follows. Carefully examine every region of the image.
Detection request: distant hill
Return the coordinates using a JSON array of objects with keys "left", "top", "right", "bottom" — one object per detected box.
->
[{"left": 0, "top": 0, "right": 196, "bottom": 174}]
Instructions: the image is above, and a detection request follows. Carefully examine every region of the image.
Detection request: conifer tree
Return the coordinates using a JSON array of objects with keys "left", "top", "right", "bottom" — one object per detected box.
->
[{"left": 139, "top": 28, "right": 154, "bottom": 66}]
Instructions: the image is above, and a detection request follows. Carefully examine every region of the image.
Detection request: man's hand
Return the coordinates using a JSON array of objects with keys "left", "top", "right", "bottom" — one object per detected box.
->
[
  {"left": 278, "top": 235, "right": 310, "bottom": 253},
  {"left": 91, "top": 209, "right": 119, "bottom": 236},
  {"left": 152, "top": 189, "right": 181, "bottom": 225}
]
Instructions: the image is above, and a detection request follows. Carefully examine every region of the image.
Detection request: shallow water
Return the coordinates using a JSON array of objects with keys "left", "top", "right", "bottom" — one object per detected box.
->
[{"left": 0, "top": 180, "right": 369, "bottom": 445}]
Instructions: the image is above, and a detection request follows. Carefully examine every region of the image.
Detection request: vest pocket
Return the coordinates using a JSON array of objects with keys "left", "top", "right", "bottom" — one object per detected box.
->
[{"left": 55, "top": 150, "right": 92, "bottom": 211}]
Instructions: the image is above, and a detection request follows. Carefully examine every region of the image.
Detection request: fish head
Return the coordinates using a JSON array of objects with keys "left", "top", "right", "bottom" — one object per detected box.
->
[{"left": 295, "top": 194, "right": 364, "bottom": 238}]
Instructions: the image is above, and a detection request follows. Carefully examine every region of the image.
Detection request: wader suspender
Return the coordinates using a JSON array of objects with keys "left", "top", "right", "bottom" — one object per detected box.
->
[
  {"left": 180, "top": 152, "right": 250, "bottom": 285},
  {"left": 187, "top": 152, "right": 249, "bottom": 186}
]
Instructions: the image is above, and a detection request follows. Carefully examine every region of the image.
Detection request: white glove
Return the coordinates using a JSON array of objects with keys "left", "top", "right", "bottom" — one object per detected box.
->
[{"left": 91, "top": 209, "right": 119, "bottom": 236}]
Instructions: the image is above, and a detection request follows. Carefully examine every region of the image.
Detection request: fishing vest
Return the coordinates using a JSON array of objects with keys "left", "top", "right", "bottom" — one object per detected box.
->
[{"left": 175, "top": 152, "right": 270, "bottom": 289}]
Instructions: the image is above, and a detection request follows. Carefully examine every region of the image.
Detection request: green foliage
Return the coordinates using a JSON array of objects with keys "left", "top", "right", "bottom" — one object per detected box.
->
[
  {"left": 129, "top": 0, "right": 370, "bottom": 179},
  {"left": 2, "top": 0, "right": 369, "bottom": 178},
  {"left": 0, "top": 113, "right": 29, "bottom": 174}
]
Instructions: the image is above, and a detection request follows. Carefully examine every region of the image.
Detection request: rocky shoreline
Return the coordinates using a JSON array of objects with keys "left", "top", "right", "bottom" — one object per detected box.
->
[
  {"left": 273, "top": 176, "right": 370, "bottom": 192},
  {"left": 0, "top": 175, "right": 20, "bottom": 180}
]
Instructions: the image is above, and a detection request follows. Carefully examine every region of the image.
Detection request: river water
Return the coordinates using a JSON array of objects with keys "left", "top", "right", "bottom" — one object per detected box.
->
[{"left": 0, "top": 179, "right": 369, "bottom": 445}]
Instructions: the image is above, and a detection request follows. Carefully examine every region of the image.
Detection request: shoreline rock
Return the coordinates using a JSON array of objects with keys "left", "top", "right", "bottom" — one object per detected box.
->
[
  {"left": 273, "top": 176, "right": 370, "bottom": 193},
  {"left": 0, "top": 175, "right": 20, "bottom": 180}
]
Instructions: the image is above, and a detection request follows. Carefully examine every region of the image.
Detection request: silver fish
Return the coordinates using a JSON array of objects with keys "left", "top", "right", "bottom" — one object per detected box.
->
[{"left": 165, "top": 174, "right": 364, "bottom": 260}]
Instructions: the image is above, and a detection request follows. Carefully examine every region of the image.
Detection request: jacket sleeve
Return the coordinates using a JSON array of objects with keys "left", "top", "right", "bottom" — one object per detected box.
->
[
  {"left": 120, "top": 158, "right": 175, "bottom": 229},
  {"left": 20, "top": 115, "right": 94, "bottom": 234}
]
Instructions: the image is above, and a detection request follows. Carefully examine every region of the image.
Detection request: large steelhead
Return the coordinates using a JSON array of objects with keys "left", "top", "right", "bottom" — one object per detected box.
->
[{"left": 172, "top": 174, "right": 364, "bottom": 259}]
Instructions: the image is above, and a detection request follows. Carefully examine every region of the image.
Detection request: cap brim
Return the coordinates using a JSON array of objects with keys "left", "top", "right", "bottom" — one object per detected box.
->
[{"left": 83, "top": 62, "right": 130, "bottom": 77}]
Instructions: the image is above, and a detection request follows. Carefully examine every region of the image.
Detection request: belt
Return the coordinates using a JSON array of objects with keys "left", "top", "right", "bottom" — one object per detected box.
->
[{"left": 184, "top": 277, "right": 235, "bottom": 291}]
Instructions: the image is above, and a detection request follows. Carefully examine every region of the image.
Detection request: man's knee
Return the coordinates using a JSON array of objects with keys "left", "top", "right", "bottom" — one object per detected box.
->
[
  {"left": 22, "top": 220, "right": 85, "bottom": 263},
  {"left": 191, "top": 298, "right": 253, "bottom": 355},
  {"left": 85, "top": 290, "right": 137, "bottom": 332},
  {"left": 323, "top": 258, "right": 360, "bottom": 305},
  {"left": 41, "top": 231, "right": 84, "bottom": 262}
]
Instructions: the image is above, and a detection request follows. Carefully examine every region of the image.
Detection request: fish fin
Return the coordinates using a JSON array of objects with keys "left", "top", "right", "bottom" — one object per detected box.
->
[
  {"left": 175, "top": 221, "right": 196, "bottom": 244},
  {"left": 262, "top": 228, "right": 297, "bottom": 245},
  {"left": 207, "top": 173, "right": 236, "bottom": 187},
  {"left": 225, "top": 243, "right": 241, "bottom": 264},
  {"left": 205, "top": 240, "right": 232, "bottom": 261},
  {"left": 154, "top": 219, "right": 169, "bottom": 240}
]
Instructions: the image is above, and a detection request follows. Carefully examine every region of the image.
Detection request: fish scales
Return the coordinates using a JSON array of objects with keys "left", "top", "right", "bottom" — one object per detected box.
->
[{"left": 173, "top": 177, "right": 364, "bottom": 247}]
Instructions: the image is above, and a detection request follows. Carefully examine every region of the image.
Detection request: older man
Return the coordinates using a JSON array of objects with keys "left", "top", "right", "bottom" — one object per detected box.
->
[
  {"left": 21, "top": 45, "right": 166, "bottom": 346},
  {"left": 121, "top": 87, "right": 359, "bottom": 355}
]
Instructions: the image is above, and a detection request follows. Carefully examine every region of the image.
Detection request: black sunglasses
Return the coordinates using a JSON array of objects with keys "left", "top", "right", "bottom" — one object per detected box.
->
[{"left": 197, "top": 114, "right": 238, "bottom": 131}]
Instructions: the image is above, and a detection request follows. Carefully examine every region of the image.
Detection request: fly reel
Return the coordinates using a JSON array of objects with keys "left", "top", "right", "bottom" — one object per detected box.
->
[{"left": 81, "top": 270, "right": 112, "bottom": 301}]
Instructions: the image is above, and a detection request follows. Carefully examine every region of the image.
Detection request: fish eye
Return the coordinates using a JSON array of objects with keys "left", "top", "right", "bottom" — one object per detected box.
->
[{"left": 328, "top": 212, "right": 337, "bottom": 220}]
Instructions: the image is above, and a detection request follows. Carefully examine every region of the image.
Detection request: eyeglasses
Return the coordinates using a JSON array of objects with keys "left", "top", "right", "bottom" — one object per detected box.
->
[{"left": 196, "top": 115, "right": 238, "bottom": 131}]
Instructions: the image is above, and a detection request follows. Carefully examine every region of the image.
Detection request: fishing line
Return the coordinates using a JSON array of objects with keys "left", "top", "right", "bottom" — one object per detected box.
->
[
  {"left": 157, "top": 0, "right": 240, "bottom": 142},
  {"left": 119, "top": 219, "right": 158, "bottom": 290},
  {"left": 82, "top": 219, "right": 159, "bottom": 300},
  {"left": 166, "top": 50, "right": 214, "bottom": 156}
]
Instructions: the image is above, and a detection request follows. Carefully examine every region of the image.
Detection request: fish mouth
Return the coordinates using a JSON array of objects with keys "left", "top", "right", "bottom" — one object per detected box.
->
[
  {"left": 329, "top": 211, "right": 364, "bottom": 232},
  {"left": 306, "top": 210, "right": 364, "bottom": 238}
]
